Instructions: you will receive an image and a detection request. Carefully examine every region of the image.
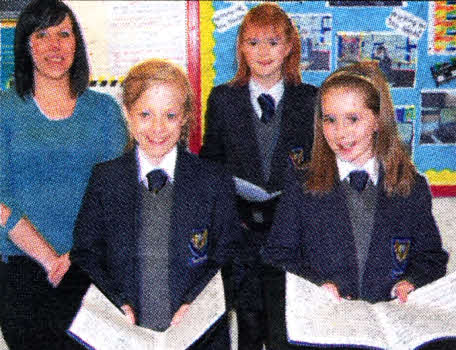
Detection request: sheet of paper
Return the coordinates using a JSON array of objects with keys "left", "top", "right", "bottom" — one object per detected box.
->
[
  {"left": 286, "top": 272, "right": 456, "bottom": 350},
  {"left": 374, "top": 272, "right": 456, "bottom": 349},
  {"left": 164, "top": 271, "right": 226, "bottom": 349},
  {"left": 234, "top": 177, "right": 281, "bottom": 202},
  {"left": 285, "top": 273, "right": 387, "bottom": 348},
  {"left": 68, "top": 284, "right": 163, "bottom": 349},
  {"left": 68, "top": 271, "right": 225, "bottom": 350}
]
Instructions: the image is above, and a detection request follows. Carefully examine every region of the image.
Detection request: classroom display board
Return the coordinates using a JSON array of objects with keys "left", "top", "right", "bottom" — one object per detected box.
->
[{"left": 201, "top": 1, "right": 456, "bottom": 195}]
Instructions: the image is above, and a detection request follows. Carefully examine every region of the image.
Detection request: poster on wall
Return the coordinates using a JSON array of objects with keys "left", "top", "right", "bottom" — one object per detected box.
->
[
  {"left": 428, "top": 1, "right": 456, "bottom": 55},
  {"left": 336, "top": 31, "right": 418, "bottom": 88},
  {"left": 65, "top": 1, "right": 187, "bottom": 83}
]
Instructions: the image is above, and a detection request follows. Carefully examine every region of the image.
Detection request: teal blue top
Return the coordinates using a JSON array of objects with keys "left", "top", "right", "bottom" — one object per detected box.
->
[{"left": 0, "top": 88, "right": 127, "bottom": 258}]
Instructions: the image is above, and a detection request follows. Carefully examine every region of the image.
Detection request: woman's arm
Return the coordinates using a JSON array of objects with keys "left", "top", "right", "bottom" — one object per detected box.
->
[
  {"left": 6, "top": 213, "right": 70, "bottom": 286},
  {"left": 0, "top": 110, "right": 69, "bottom": 286},
  {"left": 0, "top": 203, "right": 11, "bottom": 227}
]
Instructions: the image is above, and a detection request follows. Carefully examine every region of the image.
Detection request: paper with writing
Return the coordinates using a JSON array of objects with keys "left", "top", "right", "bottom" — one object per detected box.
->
[
  {"left": 234, "top": 177, "right": 281, "bottom": 202},
  {"left": 68, "top": 271, "right": 225, "bottom": 350},
  {"left": 286, "top": 272, "right": 456, "bottom": 349}
]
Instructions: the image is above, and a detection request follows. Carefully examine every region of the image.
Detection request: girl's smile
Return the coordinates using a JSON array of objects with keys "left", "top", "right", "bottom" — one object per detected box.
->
[
  {"left": 321, "top": 87, "right": 379, "bottom": 167},
  {"left": 126, "top": 82, "right": 186, "bottom": 165}
]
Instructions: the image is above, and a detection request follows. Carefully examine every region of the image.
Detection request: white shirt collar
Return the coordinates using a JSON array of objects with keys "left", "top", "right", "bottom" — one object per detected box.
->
[
  {"left": 137, "top": 146, "right": 177, "bottom": 185},
  {"left": 337, "top": 157, "right": 379, "bottom": 186},
  {"left": 249, "top": 79, "right": 285, "bottom": 119}
]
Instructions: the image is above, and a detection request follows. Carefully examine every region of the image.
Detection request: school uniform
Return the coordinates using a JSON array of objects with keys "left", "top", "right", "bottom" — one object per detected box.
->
[
  {"left": 262, "top": 160, "right": 449, "bottom": 349},
  {"left": 200, "top": 80, "right": 317, "bottom": 349},
  {"left": 71, "top": 145, "right": 240, "bottom": 349}
]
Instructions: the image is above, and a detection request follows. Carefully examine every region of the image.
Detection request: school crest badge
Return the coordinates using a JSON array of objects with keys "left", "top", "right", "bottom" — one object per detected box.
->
[
  {"left": 189, "top": 228, "right": 209, "bottom": 265},
  {"left": 391, "top": 238, "right": 411, "bottom": 278},
  {"left": 289, "top": 147, "right": 305, "bottom": 169}
]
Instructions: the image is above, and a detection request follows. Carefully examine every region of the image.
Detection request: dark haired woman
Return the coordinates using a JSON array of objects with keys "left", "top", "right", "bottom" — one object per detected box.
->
[{"left": 0, "top": 0, "right": 126, "bottom": 348}]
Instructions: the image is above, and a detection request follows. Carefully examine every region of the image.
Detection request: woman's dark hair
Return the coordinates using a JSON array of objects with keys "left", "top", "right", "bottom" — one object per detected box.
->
[{"left": 14, "top": 0, "right": 89, "bottom": 98}]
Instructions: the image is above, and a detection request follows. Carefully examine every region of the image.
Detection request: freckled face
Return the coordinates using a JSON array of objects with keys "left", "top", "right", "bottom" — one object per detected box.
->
[
  {"left": 29, "top": 15, "right": 76, "bottom": 82},
  {"left": 240, "top": 25, "right": 291, "bottom": 88},
  {"left": 126, "top": 82, "right": 186, "bottom": 165},
  {"left": 321, "top": 87, "right": 378, "bottom": 167}
]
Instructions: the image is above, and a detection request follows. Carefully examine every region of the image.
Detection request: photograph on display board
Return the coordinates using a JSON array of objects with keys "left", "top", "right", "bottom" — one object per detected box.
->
[
  {"left": 336, "top": 31, "right": 418, "bottom": 88},
  {"left": 420, "top": 90, "right": 456, "bottom": 145},
  {"left": 0, "top": 24, "right": 15, "bottom": 90},
  {"left": 430, "top": 58, "right": 456, "bottom": 87},
  {"left": 289, "top": 13, "right": 332, "bottom": 72},
  {"left": 327, "top": 1, "right": 404, "bottom": 7},
  {"left": 395, "top": 105, "right": 416, "bottom": 153}
]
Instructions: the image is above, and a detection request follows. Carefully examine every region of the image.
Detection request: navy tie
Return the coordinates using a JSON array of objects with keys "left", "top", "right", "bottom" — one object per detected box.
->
[
  {"left": 257, "top": 93, "right": 275, "bottom": 124},
  {"left": 146, "top": 169, "right": 168, "bottom": 194},
  {"left": 349, "top": 170, "right": 369, "bottom": 193}
]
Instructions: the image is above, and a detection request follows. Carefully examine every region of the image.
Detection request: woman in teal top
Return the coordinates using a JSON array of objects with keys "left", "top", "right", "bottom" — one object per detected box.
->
[{"left": 0, "top": 1, "right": 126, "bottom": 349}]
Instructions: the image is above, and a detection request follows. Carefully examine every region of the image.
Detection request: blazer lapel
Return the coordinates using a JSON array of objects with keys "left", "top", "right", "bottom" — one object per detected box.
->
[
  {"left": 362, "top": 169, "right": 391, "bottom": 280},
  {"left": 232, "top": 85, "right": 266, "bottom": 185},
  {"left": 111, "top": 149, "right": 141, "bottom": 302},
  {"left": 333, "top": 183, "right": 359, "bottom": 268},
  {"left": 170, "top": 148, "right": 196, "bottom": 249},
  {"left": 268, "top": 85, "right": 305, "bottom": 190}
]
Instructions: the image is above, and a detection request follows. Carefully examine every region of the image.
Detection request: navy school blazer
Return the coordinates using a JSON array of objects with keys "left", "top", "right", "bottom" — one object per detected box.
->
[
  {"left": 71, "top": 146, "right": 241, "bottom": 315},
  {"left": 199, "top": 83, "right": 317, "bottom": 192},
  {"left": 263, "top": 165, "right": 448, "bottom": 303}
]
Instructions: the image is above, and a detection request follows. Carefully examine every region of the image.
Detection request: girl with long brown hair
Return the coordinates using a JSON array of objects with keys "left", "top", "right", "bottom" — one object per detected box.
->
[{"left": 263, "top": 62, "right": 448, "bottom": 349}]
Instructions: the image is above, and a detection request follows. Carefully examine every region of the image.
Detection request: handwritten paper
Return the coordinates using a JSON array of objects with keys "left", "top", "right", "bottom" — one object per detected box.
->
[
  {"left": 212, "top": 2, "right": 248, "bottom": 33},
  {"left": 386, "top": 8, "right": 427, "bottom": 40}
]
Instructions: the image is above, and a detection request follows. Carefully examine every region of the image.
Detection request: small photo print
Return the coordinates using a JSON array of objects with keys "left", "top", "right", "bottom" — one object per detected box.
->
[
  {"left": 290, "top": 13, "right": 332, "bottom": 72},
  {"left": 395, "top": 105, "right": 416, "bottom": 153},
  {"left": 337, "top": 31, "right": 418, "bottom": 88},
  {"left": 420, "top": 90, "right": 456, "bottom": 145}
]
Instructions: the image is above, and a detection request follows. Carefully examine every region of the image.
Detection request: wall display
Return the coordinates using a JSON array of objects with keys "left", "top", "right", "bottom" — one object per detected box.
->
[
  {"left": 428, "top": 1, "right": 456, "bottom": 56},
  {"left": 0, "top": 22, "right": 15, "bottom": 90},
  {"left": 66, "top": 1, "right": 187, "bottom": 85},
  {"left": 395, "top": 105, "right": 416, "bottom": 153},
  {"left": 289, "top": 13, "right": 332, "bottom": 72},
  {"left": 336, "top": 31, "right": 418, "bottom": 88},
  {"left": 420, "top": 90, "right": 456, "bottom": 145},
  {"left": 0, "top": 0, "right": 28, "bottom": 20},
  {"left": 202, "top": 1, "right": 456, "bottom": 195},
  {"left": 431, "top": 58, "right": 456, "bottom": 86}
]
